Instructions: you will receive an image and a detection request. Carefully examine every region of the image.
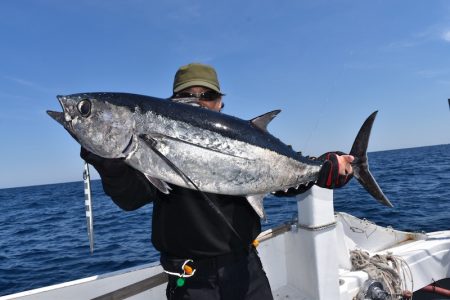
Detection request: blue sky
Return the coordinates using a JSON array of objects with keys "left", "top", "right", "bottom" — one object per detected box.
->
[{"left": 1, "top": 1, "right": 449, "bottom": 189}]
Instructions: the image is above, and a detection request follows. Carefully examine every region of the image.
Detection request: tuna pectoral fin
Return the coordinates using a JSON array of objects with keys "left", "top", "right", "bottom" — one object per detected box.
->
[
  {"left": 138, "top": 134, "right": 194, "bottom": 188},
  {"left": 143, "top": 174, "right": 171, "bottom": 194},
  {"left": 246, "top": 195, "right": 266, "bottom": 219},
  {"left": 138, "top": 134, "right": 250, "bottom": 251},
  {"left": 350, "top": 111, "right": 393, "bottom": 207}
]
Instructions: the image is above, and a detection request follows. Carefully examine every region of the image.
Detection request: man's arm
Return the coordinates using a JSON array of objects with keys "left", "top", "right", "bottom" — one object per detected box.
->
[{"left": 81, "top": 148, "right": 157, "bottom": 211}]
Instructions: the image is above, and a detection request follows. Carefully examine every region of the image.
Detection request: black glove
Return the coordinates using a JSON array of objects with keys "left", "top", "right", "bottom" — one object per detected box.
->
[
  {"left": 81, "top": 147, "right": 155, "bottom": 210},
  {"left": 80, "top": 147, "right": 128, "bottom": 178},
  {"left": 316, "top": 151, "right": 353, "bottom": 189}
]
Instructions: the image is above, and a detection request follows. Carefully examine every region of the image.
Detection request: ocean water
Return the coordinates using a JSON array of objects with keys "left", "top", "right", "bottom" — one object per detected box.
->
[{"left": 0, "top": 144, "right": 449, "bottom": 296}]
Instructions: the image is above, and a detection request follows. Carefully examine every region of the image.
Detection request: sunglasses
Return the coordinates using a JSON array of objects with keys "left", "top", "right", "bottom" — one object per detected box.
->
[{"left": 173, "top": 91, "right": 224, "bottom": 101}]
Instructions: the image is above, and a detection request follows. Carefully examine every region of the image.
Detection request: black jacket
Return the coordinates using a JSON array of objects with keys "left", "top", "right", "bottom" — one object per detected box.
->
[
  {"left": 81, "top": 148, "right": 343, "bottom": 259},
  {"left": 82, "top": 150, "right": 261, "bottom": 258}
]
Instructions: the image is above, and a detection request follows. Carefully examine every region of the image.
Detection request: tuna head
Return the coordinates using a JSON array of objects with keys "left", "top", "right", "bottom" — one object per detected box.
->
[{"left": 47, "top": 93, "right": 136, "bottom": 159}]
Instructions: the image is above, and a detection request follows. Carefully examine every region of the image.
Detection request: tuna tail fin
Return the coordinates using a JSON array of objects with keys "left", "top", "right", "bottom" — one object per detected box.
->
[{"left": 349, "top": 111, "right": 393, "bottom": 207}]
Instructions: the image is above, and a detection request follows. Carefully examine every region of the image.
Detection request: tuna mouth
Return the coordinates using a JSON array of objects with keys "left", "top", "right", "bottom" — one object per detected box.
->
[
  {"left": 46, "top": 110, "right": 65, "bottom": 126},
  {"left": 47, "top": 95, "right": 78, "bottom": 141},
  {"left": 47, "top": 95, "right": 68, "bottom": 126}
]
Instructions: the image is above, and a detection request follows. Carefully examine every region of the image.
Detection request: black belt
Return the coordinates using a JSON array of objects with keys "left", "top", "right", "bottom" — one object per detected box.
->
[{"left": 161, "top": 246, "right": 256, "bottom": 276}]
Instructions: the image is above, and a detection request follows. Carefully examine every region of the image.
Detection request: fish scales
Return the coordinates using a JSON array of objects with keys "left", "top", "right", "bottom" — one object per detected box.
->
[{"left": 129, "top": 109, "right": 319, "bottom": 195}]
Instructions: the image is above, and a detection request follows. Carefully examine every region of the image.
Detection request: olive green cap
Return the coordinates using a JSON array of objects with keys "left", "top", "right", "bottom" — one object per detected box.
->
[{"left": 173, "top": 63, "right": 221, "bottom": 93}]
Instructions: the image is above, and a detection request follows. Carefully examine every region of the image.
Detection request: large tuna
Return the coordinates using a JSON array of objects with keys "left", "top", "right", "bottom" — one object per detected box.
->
[{"left": 47, "top": 92, "right": 392, "bottom": 218}]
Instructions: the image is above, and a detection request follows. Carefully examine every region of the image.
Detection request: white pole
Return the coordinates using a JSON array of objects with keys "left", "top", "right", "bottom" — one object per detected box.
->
[{"left": 284, "top": 186, "right": 340, "bottom": 299}]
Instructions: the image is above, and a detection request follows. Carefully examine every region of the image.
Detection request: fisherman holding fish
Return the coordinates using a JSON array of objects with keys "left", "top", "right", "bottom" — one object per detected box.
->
[{"left": 78, "top": 63, "right": 355, "bottom": 300}]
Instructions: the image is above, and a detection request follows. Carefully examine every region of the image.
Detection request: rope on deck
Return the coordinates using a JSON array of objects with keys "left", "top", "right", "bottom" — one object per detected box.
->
[{"left": 351, "top": 249, "right": 413, "bottom": 299}]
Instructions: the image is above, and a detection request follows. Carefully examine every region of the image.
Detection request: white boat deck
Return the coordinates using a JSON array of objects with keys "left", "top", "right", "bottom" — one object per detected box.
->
[{"left": 2, "top": 187, "right": 450, "bottom": 300}]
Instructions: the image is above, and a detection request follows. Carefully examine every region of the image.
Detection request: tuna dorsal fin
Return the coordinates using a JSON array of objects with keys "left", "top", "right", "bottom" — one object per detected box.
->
[{"left": 250, "top": 110, "right": 281, "bottom": 132}]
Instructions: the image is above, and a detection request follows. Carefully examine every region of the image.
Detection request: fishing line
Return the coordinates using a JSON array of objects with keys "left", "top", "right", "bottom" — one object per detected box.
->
[
  {"left": 303, "top": 63, "right": 346, "bottom": 155},
  {"left": 303, "top": 97, "right": 330, "bottom": 155},
  {"left": 139, "top": 135, "right": 249, "bottom": 253}
]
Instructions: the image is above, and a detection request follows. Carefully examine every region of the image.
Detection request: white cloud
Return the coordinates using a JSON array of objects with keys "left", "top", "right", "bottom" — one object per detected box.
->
[
  {"left": 415, "top": 69, "right": 449, "bottom": 79},
  {"left": 1, "top": 75, "right": 53, "bottom": 94},
  {"left": 383, "top": 26, "right": 450, "bottom": 50},
  {"left": 382, "top": 40, "right": 420, "bottom": 50},
  {"left": 437, "top": 79, "right": 450, "bottom": 85},
  {"left": 442, "top": 30, "right": 450, "bottom": 42}
]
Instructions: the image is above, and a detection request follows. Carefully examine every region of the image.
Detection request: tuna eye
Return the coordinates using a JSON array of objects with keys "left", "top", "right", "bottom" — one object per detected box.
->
[{"left": 77, "top": 99, "right": 91, "bottom": 117}]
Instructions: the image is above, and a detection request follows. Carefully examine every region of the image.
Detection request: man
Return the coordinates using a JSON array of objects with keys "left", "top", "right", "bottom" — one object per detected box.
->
[{"left": 81, "top": 63, "right": 354, "bottom": 300}]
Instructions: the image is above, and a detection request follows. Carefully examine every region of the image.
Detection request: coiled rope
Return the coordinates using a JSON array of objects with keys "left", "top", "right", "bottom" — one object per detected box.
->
[{"left": 350, "top": 249, "right": 413, "bottom": 299}]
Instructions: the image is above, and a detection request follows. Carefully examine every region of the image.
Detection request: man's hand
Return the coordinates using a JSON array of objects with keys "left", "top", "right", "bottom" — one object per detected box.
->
[
  {"left": 316, "top": 152, "right": 353, "bottom": 189},
  {"left": 80, "top": 147, "right": 128, "bottom": 177},
  {"left": 337, "top": 154, "right": 354, "bottom": 175}
]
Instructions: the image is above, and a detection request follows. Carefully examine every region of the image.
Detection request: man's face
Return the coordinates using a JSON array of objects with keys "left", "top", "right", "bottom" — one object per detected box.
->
[{"left": 177, "top": 86, "right": 223, "bottom": 112}]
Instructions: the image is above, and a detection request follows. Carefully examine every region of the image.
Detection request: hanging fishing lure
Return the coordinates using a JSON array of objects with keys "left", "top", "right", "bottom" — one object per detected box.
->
[{"left": 83, "top": 162, "right": 94, "bottom": 254}]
